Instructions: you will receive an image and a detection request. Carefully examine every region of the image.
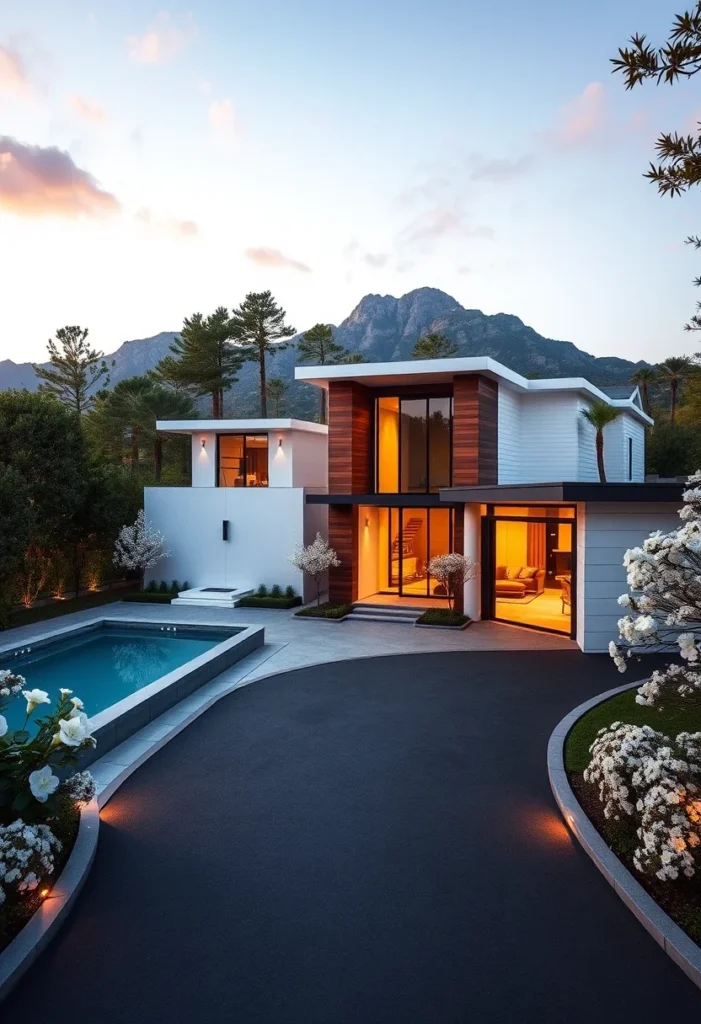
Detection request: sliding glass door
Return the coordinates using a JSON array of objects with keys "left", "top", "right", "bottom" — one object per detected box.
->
[{"left": 379, "top": 507, "right": 452, "bottom": 598}]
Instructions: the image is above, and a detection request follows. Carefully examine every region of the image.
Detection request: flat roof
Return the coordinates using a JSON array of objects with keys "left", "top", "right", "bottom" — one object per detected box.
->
[
  {"left": 156, "top": 418, "right": 328, "bottom": 435},
  {"left": 294, "top": 356, "right": 652, "bottom": 425},
  {"left": 440, "top": 481, "right": 684, "bottom": 504}
]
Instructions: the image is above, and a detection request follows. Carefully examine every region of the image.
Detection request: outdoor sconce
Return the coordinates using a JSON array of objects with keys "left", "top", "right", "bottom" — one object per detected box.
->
[
  {"left": 222, "top": 520, "right": 230, "bottom": 541},
  {"left": 201, "top": 438, "right": 206, "bottom": 449},
  {"left": 365, "top": 517, "right": 370, "bottom": 528},
  {"left": 278, "top": 437, "right": 283, "bottom": 447}
]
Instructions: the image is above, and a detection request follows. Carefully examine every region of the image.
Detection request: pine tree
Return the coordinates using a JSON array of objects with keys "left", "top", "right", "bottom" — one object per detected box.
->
[
  {"left": 411, "top": 333, "right": 459, "bottom": 359},
  {"left": 151, "top": 307, "right": 249, "bottom": 417},
  {"left": 231, "top": 291, "right": 295, "bottom": 416},
  {"left": 33, "top": 326, "right": 112, "bottom": 414},
  {"left": 296, "top": 323, "right": 348, "bottom": 422},
  {"left": 265, "top": 378, "right": 288, "bottom": 417}
]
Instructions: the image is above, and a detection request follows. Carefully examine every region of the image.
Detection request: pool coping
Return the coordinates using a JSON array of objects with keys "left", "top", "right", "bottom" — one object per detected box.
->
[
  {"left": 548, "top": 678, "right": 701, "bottom": 992},
  {"left": 0, "top": 617, "right": 265, "bottom": 770}
]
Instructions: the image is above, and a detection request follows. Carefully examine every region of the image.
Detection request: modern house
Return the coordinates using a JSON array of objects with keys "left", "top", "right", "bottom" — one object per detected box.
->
[
  {"left": 146, "top": 356, "right": 684, "bottom": 651},
  {"left": 294, "top": 357, "right": 682, "bottom": 651},
  {"left": 143, "top": 420, "right": 328, "bottom": 603}
]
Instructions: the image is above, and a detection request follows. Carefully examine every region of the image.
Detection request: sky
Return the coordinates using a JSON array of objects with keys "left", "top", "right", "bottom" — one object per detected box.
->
[{"left": 1, "top": 0, "right": 700, "bottom": 364}]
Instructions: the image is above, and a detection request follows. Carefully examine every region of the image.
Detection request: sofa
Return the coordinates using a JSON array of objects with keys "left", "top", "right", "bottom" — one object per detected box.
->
[{"left": 495, "top": 566, "right": 546, "bottom": 599}]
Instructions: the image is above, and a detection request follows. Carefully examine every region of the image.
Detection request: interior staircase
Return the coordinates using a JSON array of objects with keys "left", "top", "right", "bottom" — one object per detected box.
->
[{"left": 347, "top": 602, "right": 432, "bottom": 625}]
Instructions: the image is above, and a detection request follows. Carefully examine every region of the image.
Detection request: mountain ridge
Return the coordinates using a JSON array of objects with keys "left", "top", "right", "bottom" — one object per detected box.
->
[{"left": 0, "top": 288, "right": 647, "bottom": 419}]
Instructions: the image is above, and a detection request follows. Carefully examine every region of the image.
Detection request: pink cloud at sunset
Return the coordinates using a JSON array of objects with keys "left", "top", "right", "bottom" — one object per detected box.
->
[
  {"left": 0, "top": 43, "right": 31, "bottom": 96},
  {"left": 0, "top": 137, "right": 119, "bottom": 218},
  {"left": 553, "top": 81, "right": 606, "bottom": 146},
  {"left": 127, "top": 11, "right": 196, "bottom": 65},
  {"left": 245, "top": 247, "right": 311, "bottom": 273},
  {"left": 135, "top": 206, "right": 198, "bottom": 238},
  {"left": 68, "top": 94, "right": 108, "bottom": 125}
]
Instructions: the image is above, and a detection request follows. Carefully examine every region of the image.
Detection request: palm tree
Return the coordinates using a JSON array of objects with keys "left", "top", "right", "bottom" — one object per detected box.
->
[
  {"left": 630, "top": 367, "right": 658, "bottom": 414},
  {"left": 658, "top": 356, "right": 692, "bottom": 425},
  {"left": 411, "top": 333, "right": 459, "bottom": 359},
  {"left": 582, "top": 401, "right": 623, "bottom": 483}
]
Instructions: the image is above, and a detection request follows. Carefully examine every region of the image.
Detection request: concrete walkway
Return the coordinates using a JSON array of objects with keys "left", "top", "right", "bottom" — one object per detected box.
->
[{"left": 3, "top": 650, "right": 699, "bottom": 1022}]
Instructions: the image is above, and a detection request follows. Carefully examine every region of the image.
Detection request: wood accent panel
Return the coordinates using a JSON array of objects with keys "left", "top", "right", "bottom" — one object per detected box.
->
[
  {"left": 328, "top": 382, "right": 374, "bottom": 494},
  {"left": 452, "top": 375, "right": 498, "bottom": 486},
  {"left": 328, "top": 504, "right": 358, "bottom": 604}
]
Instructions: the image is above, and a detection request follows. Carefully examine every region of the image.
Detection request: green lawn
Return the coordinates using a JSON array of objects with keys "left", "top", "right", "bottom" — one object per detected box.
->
[{"left": 565, "top": 685, "right": 701, "bottom": 773}]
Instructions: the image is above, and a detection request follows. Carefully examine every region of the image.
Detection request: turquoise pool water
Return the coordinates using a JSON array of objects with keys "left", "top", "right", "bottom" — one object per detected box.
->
[{"left": 1, "top": 626, "right": 235, "bottom": 730}]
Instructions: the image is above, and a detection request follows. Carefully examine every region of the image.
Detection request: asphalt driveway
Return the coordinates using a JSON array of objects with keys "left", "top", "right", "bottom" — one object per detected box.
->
[{"left": 4, "top": 651, "right": 700, "bottom": 1022}]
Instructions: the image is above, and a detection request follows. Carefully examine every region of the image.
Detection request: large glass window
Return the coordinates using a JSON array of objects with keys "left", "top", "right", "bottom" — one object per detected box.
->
[
  {"left": 218, "top": 434, "right": 269, "bottom": 487},
  {"left": 376, "top": 395, "right": 452, "bottom": 494}
]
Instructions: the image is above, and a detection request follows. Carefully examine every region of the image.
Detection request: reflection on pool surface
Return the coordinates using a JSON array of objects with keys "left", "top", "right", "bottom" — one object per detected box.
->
[{"left": 2, "top": 626, "right": 236, "bottom": 730}]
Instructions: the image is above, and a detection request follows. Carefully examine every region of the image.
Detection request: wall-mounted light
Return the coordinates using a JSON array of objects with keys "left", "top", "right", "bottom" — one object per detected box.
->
[
  {"left": 365, "top": 517, "right": 370, "bottom": 528},
  {"left": 201, "top": 438, "right": 206, "bottom": 449},
  {"left": 278, "top": 437, "right": 283, "bottom": 448}
]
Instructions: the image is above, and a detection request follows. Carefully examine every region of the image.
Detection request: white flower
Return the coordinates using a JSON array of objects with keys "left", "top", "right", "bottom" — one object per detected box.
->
[
  {"left": 69, "top": 696, "right": 84, "bottom": 711},
  {"left": 22, "top": 689, "right": 50, "bottom": 714},
  {"left": 0, "top": 715, "right": 7, "bottom": 739},
  {"left": 113, "top": 510, "right": 169, "bottom": 572},
  {"left": 28, "top": 766, "right": 60, "bottom": 803},
  {"left": 64, "top": 771, "right": 96, "bottom": 805},
  {"left": 57, "top": 715, "right": 92, "bottom": 747},
  {"left": 59, "top": 688, "right": 73, "bottom": 697}
]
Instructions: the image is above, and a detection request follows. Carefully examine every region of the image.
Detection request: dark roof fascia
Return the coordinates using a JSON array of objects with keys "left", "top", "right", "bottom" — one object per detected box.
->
[
  {"left": 305, "top": 493, "right": 460, "bottom": 507},
  {"left": 439, "top": 482, "right": 685, "bottom": 504}
]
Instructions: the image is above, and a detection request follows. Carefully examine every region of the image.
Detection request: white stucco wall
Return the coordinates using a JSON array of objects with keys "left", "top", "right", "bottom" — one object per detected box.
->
[
  {"left": 144, "top": 486, "right": 325, "bottom": 602},
  {"left": 462, "top": 503, "right": 482, "bottom": 619},
  {"left": 576, "top": 502, "right": 681, "bottom": 653}
]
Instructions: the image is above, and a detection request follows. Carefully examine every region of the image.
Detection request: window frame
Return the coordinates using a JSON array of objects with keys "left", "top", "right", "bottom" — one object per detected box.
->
[
  {"left": 216, "top": 433, "right": 269, "bottom": 488},
  {"left": 374, "top": 393, "right": 453, "bottom": 495}
]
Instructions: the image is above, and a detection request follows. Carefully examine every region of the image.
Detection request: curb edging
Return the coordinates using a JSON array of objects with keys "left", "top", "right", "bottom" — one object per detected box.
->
[
  {"left": 0, "top": 799, "right": 100, "bottom": 1001},
  {"left": 548, "top": 680, "right": 701, "bottom": 991}
]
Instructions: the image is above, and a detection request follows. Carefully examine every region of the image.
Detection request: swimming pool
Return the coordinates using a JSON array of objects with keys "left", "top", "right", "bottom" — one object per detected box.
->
[
  {"left": 2, "top": 625, "right": 236, "bottom": 729},
  {"left": 0, "top": 618, "right": 265, "bottom": 765}
]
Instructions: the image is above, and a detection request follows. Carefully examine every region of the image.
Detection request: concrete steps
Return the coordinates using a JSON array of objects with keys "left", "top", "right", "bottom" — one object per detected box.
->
[{"left": 347, "top": 602, "right": 432, "bottom": 626}]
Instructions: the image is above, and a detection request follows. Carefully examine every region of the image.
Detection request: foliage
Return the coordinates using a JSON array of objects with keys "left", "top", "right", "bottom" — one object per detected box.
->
[
  {"left": 288, "top": 533, "right": 340, "bottom": 606},
  {"left": 113, "top": 510, "right": 169, "bottom": 578},
  {"left": 265, "top": 377, "right": 287, "bottom": 416},
  {"left": 416, "top": 608, "right": 470, "bottom": 627},
  {"left": 610, "top": 472, "right": 701, "bottom": 710},
  {"left": 237, "top": 594, "right": 302, "bottom": 609},
  {"left": 0, "top": 673, "right": 96, "bottom": 823},
  {"left": 630, "top": 367, "right": 658, "bottom": 412},
  {"left": 151, "top": 308, "right": 249, "bottom": 417},
  {"left": 0, "top": 465, "right": 31, "bottom": 622},
  {"left": 0, "top": 819, "right": 62, "bottom": 907},
  {"left": 411, "top": 333, "right": 459, "bottom": 359},
  {"left": 284, "top": 585, "right": 295, "bottom": 599},
  {"left": 256, "top": 584, "right": 268, "bottom": 597},
  {"left": 647, "top": 421, "right": 701, "bottom": 477},
  {"left": 426, "top": 553, "right": 478, "bottom": 612},
  {"left": 581, "top": 401, "right": 623, "bottom": 483},
  {"left": 611, "top": 4, "right": 701, "bottom": 329},
  {"left": 294, "top": 602, "right": 352, "bottom": 619},
  {"left": 584, "top": 721, "right": 701, "bottom": 881},
  {"left": 231, "top": 291, "right": 295, "bottom": 416},
  {"left": 121, "top": 591, "right": 173, "bottom": 604},
  {"left": 338, "top": 352, "right": 368, "bottom": 364},
  {"left": 33, "top": 326, "right": 112, "bottom": 415},
  {"left": 658, "top": 356, "right": 694, "bottom": 424},
  {"left": 296, "top": 323, "right": 349, "bottom": 421}
]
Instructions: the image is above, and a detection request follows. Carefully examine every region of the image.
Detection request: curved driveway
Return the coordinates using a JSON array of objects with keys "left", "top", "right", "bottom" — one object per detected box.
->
[{"left": 5, "top": 651, "right": 700, "bottom": 1022}]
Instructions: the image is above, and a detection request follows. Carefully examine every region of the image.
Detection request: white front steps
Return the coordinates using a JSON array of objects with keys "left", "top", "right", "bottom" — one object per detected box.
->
[
  {"left": 347, "top": 602, "right": 432, "bottom": 625},
  {"left": 171, "top": 585, "right": 254, "bottom": 609}
]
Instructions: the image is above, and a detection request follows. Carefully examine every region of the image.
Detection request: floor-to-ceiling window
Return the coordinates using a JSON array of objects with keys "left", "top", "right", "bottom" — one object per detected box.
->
[
  {"left": 484, "top": 506, "right": 575, "bottom": 636},
  {"left": 376, "top": 395, "right": 452, "bottom": 494},
  {"left": 366, "top": 506, "right": 453, "bottom": 599}
]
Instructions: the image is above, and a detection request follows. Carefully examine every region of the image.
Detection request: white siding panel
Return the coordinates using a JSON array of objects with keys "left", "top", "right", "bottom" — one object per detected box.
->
[
  {"left": 577, "top": 400, "right": 599, "bottom": 481},
  {"left": 497, "top": 386, "right": 521, "bottom": 483},
  {"left": 519, "top": 394, "right": 579, "bottom": 482},
  {"left": 580, "top": 502, "right": 680, "bottom": 652}
]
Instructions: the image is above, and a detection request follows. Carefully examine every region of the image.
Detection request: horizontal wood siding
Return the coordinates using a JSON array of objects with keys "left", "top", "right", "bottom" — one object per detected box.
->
[
  {"left": 328, "top": 382, "right": 374, "bottom": 494},
  {"left": 452, "top": 375, "right": 498, "bottom": 486},
  {"left": 329, "top": 504, "right": 357, "bottom": 603}
]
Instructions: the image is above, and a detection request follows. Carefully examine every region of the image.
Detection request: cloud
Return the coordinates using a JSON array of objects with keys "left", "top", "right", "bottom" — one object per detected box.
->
[
  {"left": 245, "top": 247, "right": 311, "bottom": 273},
  {"left": 0, "top": 136, "right": 119, "bottom": 218},
  {"left": 208, "top": 98, "right": 237, "bottom": 139},
  {"left": 68, "top": 94, "right": 108, "bottom": 125},
  {"left": 552, "top": 81, "right": 606, "bottom": 147},
  {"left": 135, "top": 206, "right": 198, "bottom": 237},
  {"left": 0, "top": 42, "right": 31, "bottom": 96},
  {"left": 467, "top": 153, "right": 534, "bottom": 183},
  {"left": 395, "top": 176, "right": 451, "bottom": 207},
  {"left": 397, "top": 205, "right": 494, "bottom": 247},
  {"left": 127, "top": 11, "right": 196, "bottom": 65},
  {"left": 361, "top": 251, "right": 390, "bottom": 268}
]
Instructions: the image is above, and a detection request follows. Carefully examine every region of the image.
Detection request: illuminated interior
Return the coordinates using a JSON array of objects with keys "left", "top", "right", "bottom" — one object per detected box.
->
[
  {"left": 376, "top": 395, "right": 452, "bottom": 494},
  {"left": 218, "top": 434, "right": 269, "bottom": 487},
  {"left": 357, "top": 505, "right": 452, "bottom": 601},
  {"left": 492, "top": 507, "right": 573, "bottom": 635}
]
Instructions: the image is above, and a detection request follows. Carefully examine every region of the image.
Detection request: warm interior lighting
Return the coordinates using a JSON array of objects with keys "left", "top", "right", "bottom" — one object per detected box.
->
[{"left": 40, "top": 887, "right": 50, "bottom": 898}]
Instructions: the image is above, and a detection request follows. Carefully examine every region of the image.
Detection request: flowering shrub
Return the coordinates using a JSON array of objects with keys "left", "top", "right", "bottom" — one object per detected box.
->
[
  {"left": 288, "top": 533, "right": 340, "bottom": 607},
  {"left": 585, "top": 722, "right": 701, "bottom": 881},
  {"left": 0, "top": 820, "right": 62, "bottom": 907},
  {"left": 608, "top": 470, "right": 701, "bottom": 709},
  {"left": 427, "top": 553, "right": 479, "bottom": 612},
  {"left": 113, "top": 510, "right": 169, "bottom": 581}
]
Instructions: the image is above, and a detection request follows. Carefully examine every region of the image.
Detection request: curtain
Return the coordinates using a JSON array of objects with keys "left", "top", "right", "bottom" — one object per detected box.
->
[{"left": 526, "top": 522, "right": 546, "bottom": 568}]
